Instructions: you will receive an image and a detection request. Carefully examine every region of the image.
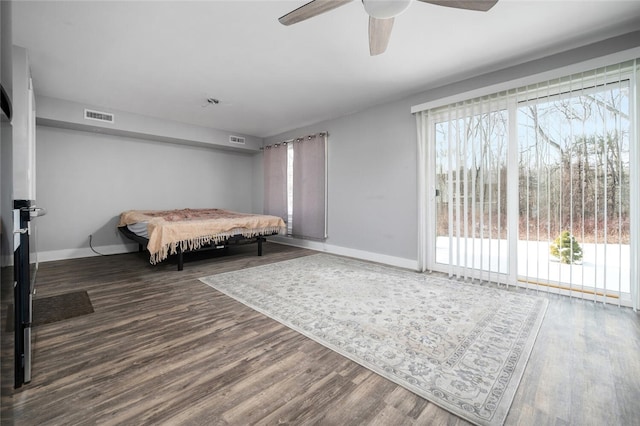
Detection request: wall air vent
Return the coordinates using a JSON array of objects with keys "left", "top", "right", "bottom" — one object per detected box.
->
[
  {"left": 84, "top": 109, "right": 114, "bottom": 124},
  {"left": 229, "top": 135, "right": 245, "bottom": 145}
]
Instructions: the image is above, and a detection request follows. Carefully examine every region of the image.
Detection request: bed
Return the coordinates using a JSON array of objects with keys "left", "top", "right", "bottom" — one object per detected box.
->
[{"left": 118, "top": 208, "right": 286, "bottom": 270}]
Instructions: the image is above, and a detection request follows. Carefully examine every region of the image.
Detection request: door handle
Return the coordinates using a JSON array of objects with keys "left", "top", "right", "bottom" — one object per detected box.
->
[{"left": 29, "top": 207, "right": 47, "bottom": 217}]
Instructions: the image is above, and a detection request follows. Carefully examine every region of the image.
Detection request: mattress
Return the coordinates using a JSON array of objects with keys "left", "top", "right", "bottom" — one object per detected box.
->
[{"left": 127, "top": 222, "right": 149, "bottom": 239}]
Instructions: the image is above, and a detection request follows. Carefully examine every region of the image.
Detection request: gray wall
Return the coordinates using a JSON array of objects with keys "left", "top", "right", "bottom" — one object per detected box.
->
[
  {"left": 0, "top": 0, "right": 12, "bottom": 267},
  {"left": 36, "top": 125, "right": 258, "bottom": 259},
  {"left": 265, "top": 99, "right": 417, "bottom": 262},
  {"left": 37, "top": 96, "right": 263, "bottom": 153},
  {"left": 265, "top": 31, "right": 640, "bottom": 268},
  {"left": 32, "top": 31, "right": 640, "bottom": 265},
  {"left": 12, "top": 46, "right": 34, "bottom": 200}
]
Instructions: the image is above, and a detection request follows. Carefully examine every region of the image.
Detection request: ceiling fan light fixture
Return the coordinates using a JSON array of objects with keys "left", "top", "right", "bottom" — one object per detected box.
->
[{"left": 363, "top": 0, "right": 412, "bottom": 19}]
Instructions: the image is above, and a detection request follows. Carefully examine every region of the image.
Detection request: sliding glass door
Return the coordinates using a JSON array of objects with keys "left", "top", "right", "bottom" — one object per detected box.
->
[
  {"left": 423, "top": 61, "right": 637, "bottom": 306},
  {"left": 517, "top": 77, "right": 631, "bottom": 301}
]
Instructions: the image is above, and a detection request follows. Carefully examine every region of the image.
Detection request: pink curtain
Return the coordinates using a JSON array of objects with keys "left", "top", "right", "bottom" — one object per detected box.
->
[
  {"left": 292, "top": 133, "right": 327, "bottom": 239},
  {"left": 263, "top": 144, "right": 288, "bottom": 222}
]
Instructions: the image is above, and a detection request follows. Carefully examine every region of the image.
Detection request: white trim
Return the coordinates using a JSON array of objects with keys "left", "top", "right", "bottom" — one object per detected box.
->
[
  {"left": 324, "top": 133, "right": 329, "bottom": 239},
  {"left": 270, "top": 236, "right": 419, "bottom": 271},
  {"left": 631, "top": 60, "right": 639, "bottom": 311},
  {"left": 36, "top": 238, "right": 419, "bottom": 271},
  {"left": 416, "top": 112, "right": 429, "bottom": 272},
  {"left": 507, "top": 96, "right": 519, "bottom": 288},
  {"left": 38, "top": 243, "right": 138, "bottom": 263},
  {"left": 411, "top": 47, "right": 640, "bottom": 114}
]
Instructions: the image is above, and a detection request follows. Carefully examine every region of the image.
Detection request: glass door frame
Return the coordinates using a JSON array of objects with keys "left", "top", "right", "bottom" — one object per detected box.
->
[
  {"left": 423, "top": 99, "right": 519, "bottom": 287},
  {"left": 417, "top": 61, "right": 639, "bottom": 309}
]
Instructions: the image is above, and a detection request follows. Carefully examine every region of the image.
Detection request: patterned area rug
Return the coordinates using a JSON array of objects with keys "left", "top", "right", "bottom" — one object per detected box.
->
[{"left": 200, "top": 254, "right": 547, "bottom": 426}]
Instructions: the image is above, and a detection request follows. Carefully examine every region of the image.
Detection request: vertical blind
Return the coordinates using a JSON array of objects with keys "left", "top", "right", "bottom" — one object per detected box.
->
[
  {"left": 429, "top": 95, "right": 510, "bottom": 284},
  {"left": 416, "top": 59, "right": 638, "bottom": 309},
  {"left": 264, "top": 132, "right": 328, "bottom": 240}
]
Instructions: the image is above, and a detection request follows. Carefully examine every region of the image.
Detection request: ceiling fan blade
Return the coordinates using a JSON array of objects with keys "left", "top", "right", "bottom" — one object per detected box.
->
[
  {"left": 369, "top": 17, "right": 394, "bottom": 56},
  {"left": 418, "top": 0, "right": 498, "bottom": 12},
  {"left": 279, "top": 0, "right": 353, "bottom": 26}
]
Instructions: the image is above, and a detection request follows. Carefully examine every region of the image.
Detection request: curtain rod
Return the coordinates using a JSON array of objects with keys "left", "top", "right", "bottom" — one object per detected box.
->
[{"left": 262, "top": 131, "right": 328, "bottom": 150}]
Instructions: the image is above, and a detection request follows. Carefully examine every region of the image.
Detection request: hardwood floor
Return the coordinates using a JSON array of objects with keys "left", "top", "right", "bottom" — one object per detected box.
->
[{"left": 1, "top": 243, "right": 639, "bottom": 425}]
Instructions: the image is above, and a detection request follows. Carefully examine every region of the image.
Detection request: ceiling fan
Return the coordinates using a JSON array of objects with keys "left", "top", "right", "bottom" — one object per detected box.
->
[{"left": 279, "top": 0, "right": 498, "bottom": 56}]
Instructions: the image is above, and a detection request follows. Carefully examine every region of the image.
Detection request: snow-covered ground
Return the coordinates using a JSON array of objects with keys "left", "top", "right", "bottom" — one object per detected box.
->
[{"left": 435, "top": 237, "right": 630, "bottom": 294}]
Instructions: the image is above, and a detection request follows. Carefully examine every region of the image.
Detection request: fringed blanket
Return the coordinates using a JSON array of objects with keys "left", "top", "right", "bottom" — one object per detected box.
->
[{"left": 118, "top": 208, "right": 286, "bottom": 264}]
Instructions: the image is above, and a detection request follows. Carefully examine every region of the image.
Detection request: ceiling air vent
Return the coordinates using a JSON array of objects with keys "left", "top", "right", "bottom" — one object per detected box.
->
[
  {"left": 84, "top": 108, "right": 114, "bottom": 124},
  {"left": 229, "top": 135, "right": 245, "bottom": 145}
]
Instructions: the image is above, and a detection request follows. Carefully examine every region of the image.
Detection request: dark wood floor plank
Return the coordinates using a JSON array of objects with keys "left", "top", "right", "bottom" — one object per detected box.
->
[{"left": 2, "top": 242, "right": 639, "bottom": 425}]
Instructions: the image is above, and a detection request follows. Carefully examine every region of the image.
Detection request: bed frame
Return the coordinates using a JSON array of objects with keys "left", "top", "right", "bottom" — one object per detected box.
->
[{"left": 118, "top": 226, "right": 270, "bottom": 271}]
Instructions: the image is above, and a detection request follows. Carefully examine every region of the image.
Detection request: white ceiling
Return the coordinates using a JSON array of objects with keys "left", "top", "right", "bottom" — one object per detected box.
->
[{"left": 12, "top": 0, "right": 640, "bottom": 138}]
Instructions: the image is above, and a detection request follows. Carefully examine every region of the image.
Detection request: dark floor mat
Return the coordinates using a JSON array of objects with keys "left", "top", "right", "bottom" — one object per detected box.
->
[{"left": 5, "top": 291, "right": 94, "bottom": 332}]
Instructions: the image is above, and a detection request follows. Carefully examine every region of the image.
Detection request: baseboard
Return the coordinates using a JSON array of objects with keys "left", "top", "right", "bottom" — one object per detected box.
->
[
  {"left": 270, "top": 236, "right": 418, "bottom": 271},
  {"left": 37, "top": 239, "right": 419, "bottom": 271},
  {"left": 38, "top": 243, "right": 139, "bottom": 263}
]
